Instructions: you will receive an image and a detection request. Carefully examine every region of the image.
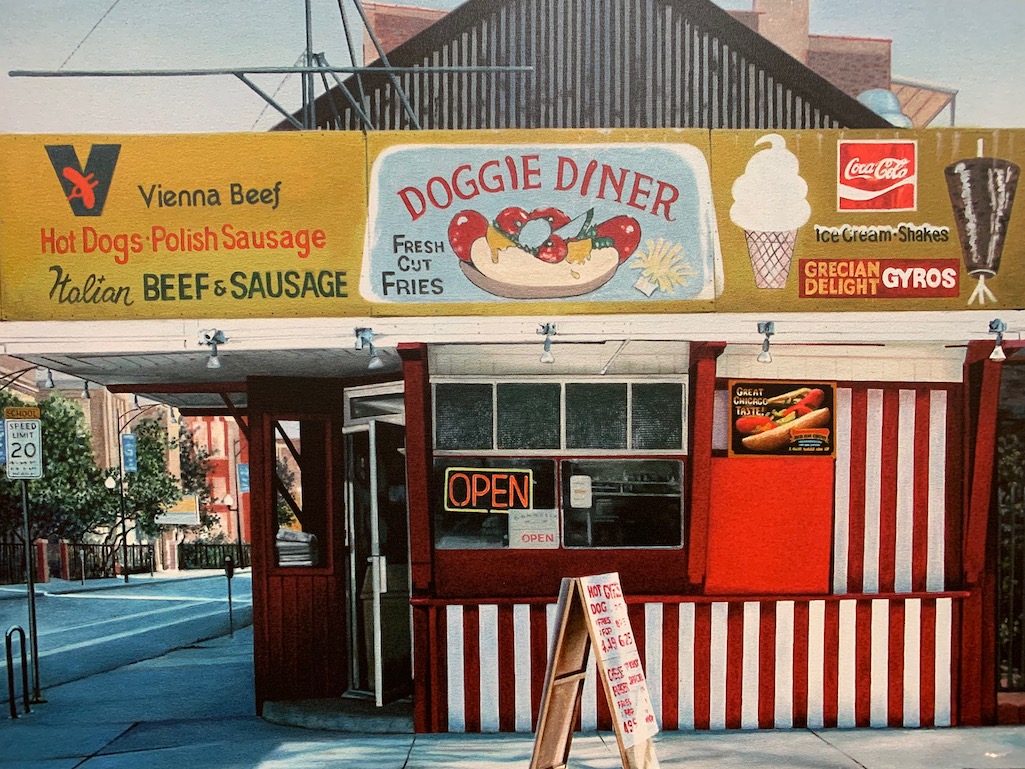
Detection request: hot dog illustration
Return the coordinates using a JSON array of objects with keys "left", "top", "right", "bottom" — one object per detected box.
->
[
  {"left": 734, "top": 387, "right": 830, "bottom": 453},
  {"left": 448, "top": 206, "right": 641, "bottom": 299}
]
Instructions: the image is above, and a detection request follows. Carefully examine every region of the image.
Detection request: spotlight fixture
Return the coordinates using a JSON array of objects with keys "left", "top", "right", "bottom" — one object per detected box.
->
[
  {"left": 44, "top": 369, "right": 55, "bottom": 389},
  {"left": 133, "top": 394, "right": 141, "bottom": 409},
  {"left": 989, "top": 318, "right": 1008, "bottom": 362},
  {"left": 81, "top": 380, "right": 91, "bottom": 399},
  {"left": 198, "top": 329, "right": 227, "bottom": 370},
  {"left": 538, "top": 323, "right": 557, "bottom": 364},
  {"left": 757, "top": 321, "right": 775, "bottom": 364},
  {"left": 355, "top": 327, "right": 384, "bottom": 370}
]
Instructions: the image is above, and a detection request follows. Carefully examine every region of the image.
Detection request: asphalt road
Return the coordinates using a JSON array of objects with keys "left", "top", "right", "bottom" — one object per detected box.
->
[{"left": 0, "top": 573, "right": 252, "bottom": 701}]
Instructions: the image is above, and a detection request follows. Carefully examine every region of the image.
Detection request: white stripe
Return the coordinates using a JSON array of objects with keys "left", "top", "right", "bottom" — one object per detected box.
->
[
  {"left": 582, "top": 643, "right": 598, "bottom": 730},
  {"left": 903, "top": 599, "right": 922, "bottom": 727},
  {"left": 741, "top": 602, "right": 760, "bottom": 729},
  {"left": 807, "top": 601, "right": 826, "bottom": 729},
  {"left": 678, "top": 603, "right": 695, "bottom": 729},
  {"left": 710, "top": 602, "right": 728, "bottom": 730},
  {"left": 838, "top": 600, "right": 857, "bottom": 728},
  {"left": 935, "top": 598, "right": 952, "bottom": 726},
  {"left": 645, "top": 603, "right": 664, "bottom": 728},
  {"left": 833, "top": 388, "right": 853, "bottom": 594},
  {"left": 895, "top": 390, "right": 917, "bottom": 593},
  {"left": 863, "top": 389, "right": 884, "bottom": 594},
  {"left": 927, "top": 391, "right": 947, "bottom": 592},
  {"left": 446, "top": 605, "right": 465, "bottom": 731},
  {"left": 870, "top": 599, "right": 889, "bottom": 727},
  {"left": 478, "top": 605, "right": 500, "bottom": 732},
  {"left": 774, "top": 601, "right": 795, "bottom": 729},
  {"left": 513, "top": 604, "right": 532, "bottom": 732},
  {"left": 546, "top": 603, "right": 558, "bottom": 657}
]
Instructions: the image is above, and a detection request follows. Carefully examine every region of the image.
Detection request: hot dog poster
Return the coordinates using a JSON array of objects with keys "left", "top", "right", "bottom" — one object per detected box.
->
[
  {"left": 361, "top": 129, "right": 723, "bottom": 311},
  {"left": 728, "top": 380, "right": 836, "bottom": 457}
]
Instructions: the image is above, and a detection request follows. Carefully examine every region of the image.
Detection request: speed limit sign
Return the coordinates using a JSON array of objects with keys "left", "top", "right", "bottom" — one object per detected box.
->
[{"left": 4, "top": 407, "right": 42, "bottom": 480}]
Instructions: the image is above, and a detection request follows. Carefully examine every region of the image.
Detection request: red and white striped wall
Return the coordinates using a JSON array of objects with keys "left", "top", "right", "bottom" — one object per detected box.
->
[
  {"left": 433, "top": 595, "right": 960, "bottom": 732},
  {"left": 832, "top": 385, "right": 959, "bottom": 595}
]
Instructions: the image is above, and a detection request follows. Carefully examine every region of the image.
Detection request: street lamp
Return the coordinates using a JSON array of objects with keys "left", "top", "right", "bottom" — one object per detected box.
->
[
  {"left": 223, "top": 493, "right": 244, "bottom": 566},
  {"left": 109, "top": 400, "right": 165, "bottom": 583}
]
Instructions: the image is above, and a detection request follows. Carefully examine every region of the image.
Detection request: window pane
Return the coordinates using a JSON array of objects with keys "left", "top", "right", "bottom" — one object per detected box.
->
[
  {"left": 435, "top": 384, "right": 493, "bottom": 450},
  {"left": 497, "top": 383, "right": 561, "bottom": 449},
  {"left": 273, "top": 419, "right": 326, "bottom": 567},
  {"left": 433, "top": 457, "right": 556, "bottom": 549},
  {"left": 632, "top": 383, "right": 684, "bottom": 449},
  {"left": 566, "top": 383, "right": 627, "bottom": 449},
  {"left": 562, "top": 459, "right": 683, "bottom": 548}
]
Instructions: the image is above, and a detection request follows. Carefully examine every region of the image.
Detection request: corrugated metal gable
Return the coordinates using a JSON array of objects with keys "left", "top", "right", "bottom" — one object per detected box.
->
[{"left": 294, "top": 0, "right": 888, "bottom": 131}]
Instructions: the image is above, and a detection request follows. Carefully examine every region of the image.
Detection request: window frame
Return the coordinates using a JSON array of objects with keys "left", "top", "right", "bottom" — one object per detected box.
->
[{"left": 431, "top": 376, "right": 688, "bottom": 456}]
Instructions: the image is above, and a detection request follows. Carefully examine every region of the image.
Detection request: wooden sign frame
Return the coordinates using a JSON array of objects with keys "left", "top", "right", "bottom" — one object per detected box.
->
[{"left": 529, "top": 573, "right": 660, "bottom": 769}]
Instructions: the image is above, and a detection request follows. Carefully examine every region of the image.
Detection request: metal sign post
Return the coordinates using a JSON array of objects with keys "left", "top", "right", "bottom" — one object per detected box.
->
[{"left": 5, "top": 406, "right": 44, "bottom": 703}]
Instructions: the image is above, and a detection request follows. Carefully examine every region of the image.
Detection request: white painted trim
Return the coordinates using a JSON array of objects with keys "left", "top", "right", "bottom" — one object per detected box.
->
[
  {"left": 741, "top": 602, "right": 760, "bottom": 729},
  {"left": 513, "top": 604, "right": 533, "bottom": 732},
  {"left": 446, "top": 605, "right": 465, "bottom": 731},
  {"left": 478, "top": 604, "right": 500, "bottom": 732},
  {"left": 774, "top": 600, "right": 795, "bottom": 729}
]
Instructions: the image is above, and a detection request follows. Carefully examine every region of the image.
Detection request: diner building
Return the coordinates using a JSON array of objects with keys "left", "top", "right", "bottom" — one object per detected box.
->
[{"left": 1, "top": 0, "right": 1023, "bottom": 736}]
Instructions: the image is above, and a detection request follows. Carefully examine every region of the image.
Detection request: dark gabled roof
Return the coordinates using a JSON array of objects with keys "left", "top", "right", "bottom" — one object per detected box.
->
[{"left": 280, "top": 0, "right": 888, "bottom": 131}]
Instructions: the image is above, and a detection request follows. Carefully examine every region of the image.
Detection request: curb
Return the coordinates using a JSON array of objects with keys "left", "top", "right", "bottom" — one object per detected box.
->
[{"left": 0, "top": 570, "right": 249, "bottom": 600}]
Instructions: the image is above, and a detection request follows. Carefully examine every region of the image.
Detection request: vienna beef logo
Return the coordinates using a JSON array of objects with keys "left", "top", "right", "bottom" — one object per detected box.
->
[
  {"left": 45, "top": 144, "right": 121, "bottom": 216},
  {"left": 837, "top": 140, "right": 917, "bottom": 212}
]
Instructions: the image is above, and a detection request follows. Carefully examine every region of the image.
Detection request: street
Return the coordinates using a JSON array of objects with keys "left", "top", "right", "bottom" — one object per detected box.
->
[{"left": 0, "top": 572, "right": 251, "bottom": 700}]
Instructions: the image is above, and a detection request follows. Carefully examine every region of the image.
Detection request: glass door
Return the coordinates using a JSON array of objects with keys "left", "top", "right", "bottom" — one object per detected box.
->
[{"left": 346, "top": 417, "right": 410, "bottom": 706}]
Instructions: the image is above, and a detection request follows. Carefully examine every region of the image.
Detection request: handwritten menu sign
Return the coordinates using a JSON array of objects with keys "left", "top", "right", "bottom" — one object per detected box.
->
[
  {"left": 580, "top": 573, "right": 659, "bottom": 747},
  {"left": 529, "top": 573, "right": 660, "bottom": 769}
]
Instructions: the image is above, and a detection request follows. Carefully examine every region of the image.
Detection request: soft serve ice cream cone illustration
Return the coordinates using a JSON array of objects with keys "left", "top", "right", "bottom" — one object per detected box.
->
[{"left": 730, "top": 134, "right": 811, "bottom": 289}]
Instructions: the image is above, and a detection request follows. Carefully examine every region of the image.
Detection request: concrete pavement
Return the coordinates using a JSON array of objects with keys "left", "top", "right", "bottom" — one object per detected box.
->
[{"left": 4, "top": 622, "right": 1025, "bottom": 768}]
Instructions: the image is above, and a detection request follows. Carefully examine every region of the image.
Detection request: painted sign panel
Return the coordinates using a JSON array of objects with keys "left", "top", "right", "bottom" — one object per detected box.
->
[
  {"left": 728, "top": 381, "right": 836, "bottom": 457},
  {"left": 580, "top": 572, "right": 659, "bottom": 748},
  {"left": 0, "top": 133, "right": 368, "bottom": 320},
  {"left": 362, "top": 129, "right": 721, "bottom": 312},
  {"left": 2, "top": 129, "right": 1022, "bottom": 320},
  {"left": 713, "top": 129, "right": 1024, "bottom": 311}
]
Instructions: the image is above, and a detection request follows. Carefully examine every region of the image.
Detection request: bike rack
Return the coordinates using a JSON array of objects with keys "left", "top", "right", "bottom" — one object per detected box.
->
[{"left": 5, "top": 625, "right": 30, "bottom": 718}]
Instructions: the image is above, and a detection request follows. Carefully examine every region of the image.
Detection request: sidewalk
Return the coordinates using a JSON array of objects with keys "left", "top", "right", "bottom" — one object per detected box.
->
[
  {"left": 0, "top": 568, "right": 239, "bottom": 601},
  {"left": 4, "top": 625, "right": 1025, "bottom": 769}
]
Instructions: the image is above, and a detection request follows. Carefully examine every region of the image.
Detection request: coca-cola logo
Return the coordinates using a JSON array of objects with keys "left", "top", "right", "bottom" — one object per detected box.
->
[
  {"left": 838, "top": 140, "right": 917, "bottom": 212},
  {"left": 842, "top": 157, "right": 911, "bottom": 182}
]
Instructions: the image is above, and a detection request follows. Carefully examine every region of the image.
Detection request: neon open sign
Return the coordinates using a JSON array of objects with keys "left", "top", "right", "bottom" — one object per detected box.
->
[{"left": 444, "top": 467, "right": 533, "bottom": 514}]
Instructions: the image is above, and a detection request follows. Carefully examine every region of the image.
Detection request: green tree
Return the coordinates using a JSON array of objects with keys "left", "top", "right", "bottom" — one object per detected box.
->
[
  {"left": 0, "top": 391, "right": 114, "bottom": 542},
  {"left": 175, "top": 421, "right": 219, "bottom": 538}
]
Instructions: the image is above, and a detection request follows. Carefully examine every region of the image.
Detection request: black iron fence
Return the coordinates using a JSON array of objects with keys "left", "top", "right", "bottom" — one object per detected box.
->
[
  {"left": 177, "top": 542, "right": 251, "bottom": 570},
  {"left": 0, "top": 542, "right": 26, "bottom": 585}
]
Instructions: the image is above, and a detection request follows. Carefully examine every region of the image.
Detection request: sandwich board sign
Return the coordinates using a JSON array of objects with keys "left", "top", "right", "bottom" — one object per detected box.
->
[
  {"left": 529, "top": 572, "right": 660, "bottom": 769},
  {"left": 4, "top": 407, "right": 42, "bottom": 480}
]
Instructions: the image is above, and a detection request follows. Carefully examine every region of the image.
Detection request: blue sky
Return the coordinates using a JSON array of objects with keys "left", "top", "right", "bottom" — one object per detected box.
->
[{"left": 1, "top": 0, "right": 1022, "bottom": 133}]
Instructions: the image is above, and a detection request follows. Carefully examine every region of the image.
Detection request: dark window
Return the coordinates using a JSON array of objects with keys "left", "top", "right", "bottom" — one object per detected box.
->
[
  {"left": 497, "top": 383, "right": 561, "bottom": 449},
  {"left": 565, "top": 383, "right": 628, "bottom": 449},
  {"left": 435, "top": 383, "right": 493, "bottom": 450},
  {"left": 632, "top": 383, "right": 684, "bottom": 449},
  {"left": 562, "top": 459, "right": 684, "bottom": 548}
]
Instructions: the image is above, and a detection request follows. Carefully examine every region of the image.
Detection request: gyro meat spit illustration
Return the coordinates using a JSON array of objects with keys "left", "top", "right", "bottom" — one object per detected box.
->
[
  {"left": 944, "top": 142, "right": 1020, "bottom": 305},
  {"left": 448, "top": 206, "right": 641, "bottom": 299}
]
